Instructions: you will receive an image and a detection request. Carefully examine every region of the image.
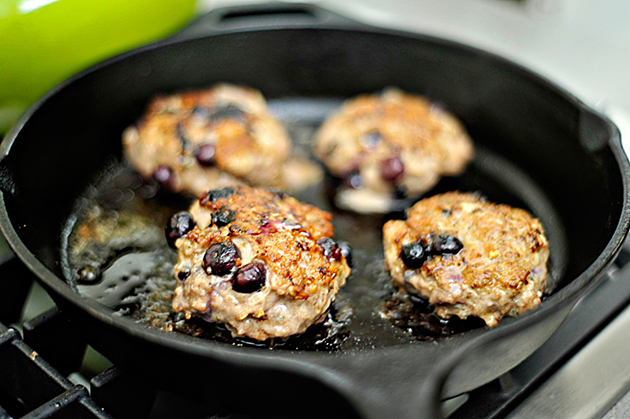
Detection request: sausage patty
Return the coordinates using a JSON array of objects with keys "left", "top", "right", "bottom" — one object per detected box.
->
[
  {"left": 382, "top": 192, "right": 548, "bottom": 327},
  {"left": 123, "top": 83, "right": 319, "bottom": 196},
  {"left": 169, "top": 185, "right": 351, "bottom": 341},
  {"left": 313, "top": 88, "right": 474, "bottom": 213}
]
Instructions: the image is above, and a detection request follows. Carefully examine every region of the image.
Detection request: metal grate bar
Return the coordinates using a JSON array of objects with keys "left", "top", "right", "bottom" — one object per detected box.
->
[
  {"left": 23, "top": 308, "right": 87, "bottom": 376},
  {"left": 0, "top": 320, "right": 112, "bottom": 419},
  {"left": 21, "top": 386, "right": 113, "bottom": 419}
]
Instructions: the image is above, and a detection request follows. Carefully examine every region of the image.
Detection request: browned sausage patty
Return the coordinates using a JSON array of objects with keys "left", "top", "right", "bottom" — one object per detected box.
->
[
  {"left": 382, "top": 192, "right": 548, "bottom": 327},
  {"left": 313, "top": 89, "right": 474, "bottom": 213},
  {"left": 169, "top": 186, "right": 351, "bottom": 341},
  {"left": 123, "top": 83, "right": 319, "bottom": 196}
]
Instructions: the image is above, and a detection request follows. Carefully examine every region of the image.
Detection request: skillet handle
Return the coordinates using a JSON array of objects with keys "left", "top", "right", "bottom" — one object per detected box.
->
[
  {"left": 172, "top": 2, "right": 366, "bottom": 40},
  {"left": 307, "top": 339, "right": 481, "bottom": 419},
  {"left": 336, "top": 353, "right": 445, "bottom": 419}
]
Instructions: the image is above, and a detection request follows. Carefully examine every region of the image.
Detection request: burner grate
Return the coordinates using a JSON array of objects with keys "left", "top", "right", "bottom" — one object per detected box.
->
[
  {"left": 0, "top": 322, "right": 111, "bottom": 419},
  {"left": 0, "top": 256, "right": 245, "bottom": 419}
]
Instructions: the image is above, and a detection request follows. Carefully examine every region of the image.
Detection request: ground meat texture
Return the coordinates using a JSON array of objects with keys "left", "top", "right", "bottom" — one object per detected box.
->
[
  {"left": 382, "top": 192, "right": 549, "bottom": 327},
  {"left": 313, "top": 88, "right": 474, "bottom": 213},
  {"left": 171, "top": 186, "right": 351, "bottom": 341},
  {"left": 122, "top": 83, "right": 319, "bottom": 195}
]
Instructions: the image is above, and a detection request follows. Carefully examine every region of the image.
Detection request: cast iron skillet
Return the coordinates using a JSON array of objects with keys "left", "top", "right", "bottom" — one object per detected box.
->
[{"left": 1, "top": 3, "right": 629, "bottom": 418}]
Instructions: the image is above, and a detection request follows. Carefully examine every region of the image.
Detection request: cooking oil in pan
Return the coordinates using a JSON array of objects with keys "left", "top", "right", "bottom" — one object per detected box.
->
[
  {"left": 61, "top": 162, "right": 479, "bottom": 351},
  {"left": 59, "top": 97, "right": 567, "bottom": 350}
]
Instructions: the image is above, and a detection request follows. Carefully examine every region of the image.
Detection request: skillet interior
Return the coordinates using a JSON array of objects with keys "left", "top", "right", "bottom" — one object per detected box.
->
[
  {"left": 0, "top": 24, "right": 627, "bottom": 418},
  {"left": 57, "top": 96, "right": 566, "bottom": 352}
]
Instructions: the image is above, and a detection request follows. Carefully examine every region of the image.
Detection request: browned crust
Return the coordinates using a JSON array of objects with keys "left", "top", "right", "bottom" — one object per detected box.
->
[
  {"left": 313, "top": 89, "right": 474, "bottom": 212},
  {"left": 195, "top": 186, "right": 333, "bottom": 241},
  {"left": 383, "top": 191, "right": 549, "bottom": 327},
  {"left": 173, "top": 186, "right": 350, "bottom": 340},
  {"left": 123, "top": 83, "right": 293, "bottom": 194}
]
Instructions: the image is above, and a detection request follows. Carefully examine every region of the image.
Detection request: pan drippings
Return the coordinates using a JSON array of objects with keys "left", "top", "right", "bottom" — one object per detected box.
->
[
  {"left": 62, "top": 160, "right": 484, "bottom": 351},
  {"left": 60, "top": 98, "right": 565, "bottom": 351}
]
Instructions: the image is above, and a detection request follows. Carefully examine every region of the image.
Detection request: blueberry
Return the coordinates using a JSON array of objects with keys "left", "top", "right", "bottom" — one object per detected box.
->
[
  {"left": 401, "top": 241, "right": 427, "bottom": 269},
  {"left": 177, "top": 269, "right": 191, "bottom": 281},
  {"left": 200, "top": 187, "right": 236, "bottom": 206},
  {"left": 165, "top": 211, "right": 196, "bottom": 248},
  {"left": 212, "top": 207, "right": 236, "bottom": 227},
  {"left": 77, "top": 266, "right": 99, "bottom": 284},
  {"left": 232, "top": 261, "right": 266, "bottom": 293},
  {"left": 393, "top": 187, "right": 407, "bottom": 199},
  {"left": 363, "top": 131, "right": 383, "bottom": 148},
  {"left": 260, "top": 220, "right": 278, "bottom": 235},
  {"left": 191, "top": 106, "right": 211, "bottom": 118},
  {"left": 429, "top": 235, "right": 463, "bottom": 255},
  {"left": 344, "top": 171, "right": 364, "bottom": 189},
  {"left": 271, "top": 189, "right": 288, "bottom": 200},
  {"left": 209, "top": 104, "right": 246, "bottom": 122},
  {"left": 195, "top": 143, "right": 216, "bottom": 166},
  {"left": 409, "top": 294, "right": 434, "bottom": 313},
  {"left": 338, "top": 241, "right": 353, "bottom": 266},
  {"left": 380, "top": 156, "right": 405, "bottom": 182},
  {"left": 203, "top": 241, "right": 240, "bottom": 276},
  {"left": 152, "top": 165, "right": 176, "bottom": 191},
  {"left": 318, "top": 238, "right": 343, "bottom": 262}
]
